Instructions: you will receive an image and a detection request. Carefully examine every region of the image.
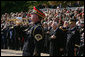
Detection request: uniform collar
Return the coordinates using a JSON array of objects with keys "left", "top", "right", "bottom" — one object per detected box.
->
[{"left": 34, "top": 21, "right": 41, "bottom": 25}]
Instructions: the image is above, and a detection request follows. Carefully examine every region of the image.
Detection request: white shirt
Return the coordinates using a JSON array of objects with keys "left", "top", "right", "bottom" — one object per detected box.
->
[{"left": 53, "top": 27, "right": 58, "bottom": 32}]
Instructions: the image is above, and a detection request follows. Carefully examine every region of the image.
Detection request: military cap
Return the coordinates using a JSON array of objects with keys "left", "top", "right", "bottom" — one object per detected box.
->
[{"left": 31, "top": 6, "right": 45, "bottom": 18}]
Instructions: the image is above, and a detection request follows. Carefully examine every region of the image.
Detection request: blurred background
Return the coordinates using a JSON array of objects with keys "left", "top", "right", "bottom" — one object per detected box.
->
[{"left": 1, "top": 1, "right": 84, "bottom": 15}]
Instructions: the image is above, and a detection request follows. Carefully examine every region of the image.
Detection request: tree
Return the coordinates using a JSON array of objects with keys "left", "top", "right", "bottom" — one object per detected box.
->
[{"left": 1, "top": 1, "right": 84, "bottom": 15}]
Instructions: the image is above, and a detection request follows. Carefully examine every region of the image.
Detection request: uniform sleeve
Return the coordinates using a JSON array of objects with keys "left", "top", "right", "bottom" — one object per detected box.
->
[{"left": 33, "top": 26, "right": 43, "bottom": 42}]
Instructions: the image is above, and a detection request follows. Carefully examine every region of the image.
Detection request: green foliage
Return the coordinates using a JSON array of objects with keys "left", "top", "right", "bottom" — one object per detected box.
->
[{"left": 1, "top": 1, "right": 84, "bottom": 15}]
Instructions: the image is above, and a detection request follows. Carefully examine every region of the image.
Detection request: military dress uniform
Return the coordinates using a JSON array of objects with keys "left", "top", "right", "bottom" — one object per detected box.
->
[{"left": 22, "top": 6, "right": 45, "bottom": 56}]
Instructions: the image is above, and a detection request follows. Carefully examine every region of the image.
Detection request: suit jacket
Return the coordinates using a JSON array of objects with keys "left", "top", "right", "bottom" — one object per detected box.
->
[
  {"left": 50, "top": 28, "right": 65, "bottom": 48},
  {"left": 49, "top": 28, "right": 66, "bottom": 56},
  {"left": 66, "top": 27, "right": 80, "bottom": 48},
  {"left": 66, "top": 27, "right": 80, "bottom": 56}
]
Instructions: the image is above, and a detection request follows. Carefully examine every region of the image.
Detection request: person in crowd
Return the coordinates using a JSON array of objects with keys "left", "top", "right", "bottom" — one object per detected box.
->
[
  {"left": 49, "top": 22, "right": 65, "bottom": 56},
  {"left": 66, "top": 19, "right": 80, "bottom": 56},
  {"left": 78, "top": 19, "right": 84, "bottom": 56}
]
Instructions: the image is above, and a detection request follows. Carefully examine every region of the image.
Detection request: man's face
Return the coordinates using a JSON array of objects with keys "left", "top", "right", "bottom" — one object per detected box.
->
[
  {"left": 81, "top": 23, "right": 84, "bottom": 27},
  {"left": 69, "top": 22, "right": 76, "bottom": 28},
  {"left": 31, "top": 14, "right": 38, "bottom": 23},
  {"left": 51, "top": 23, "right": 57, "bottom": 30}
]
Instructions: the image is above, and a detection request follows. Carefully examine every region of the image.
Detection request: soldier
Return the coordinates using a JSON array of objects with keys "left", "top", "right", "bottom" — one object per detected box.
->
[
  {"left": 22, "top": 6, "right": 45, "bottom": 56},
  {"left": 66, "top": 19, "right": 80, "bottom": 56}
]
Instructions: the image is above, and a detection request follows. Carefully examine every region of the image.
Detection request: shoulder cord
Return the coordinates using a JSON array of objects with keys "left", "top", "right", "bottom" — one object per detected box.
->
[{"left": 33, "top": 24, "right": 44, "bottom": 37}]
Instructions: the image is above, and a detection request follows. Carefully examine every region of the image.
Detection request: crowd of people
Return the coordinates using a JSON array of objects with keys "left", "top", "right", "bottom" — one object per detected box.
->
[{"left": 1, "top": 7, "right": 84, "bottom": 56}]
